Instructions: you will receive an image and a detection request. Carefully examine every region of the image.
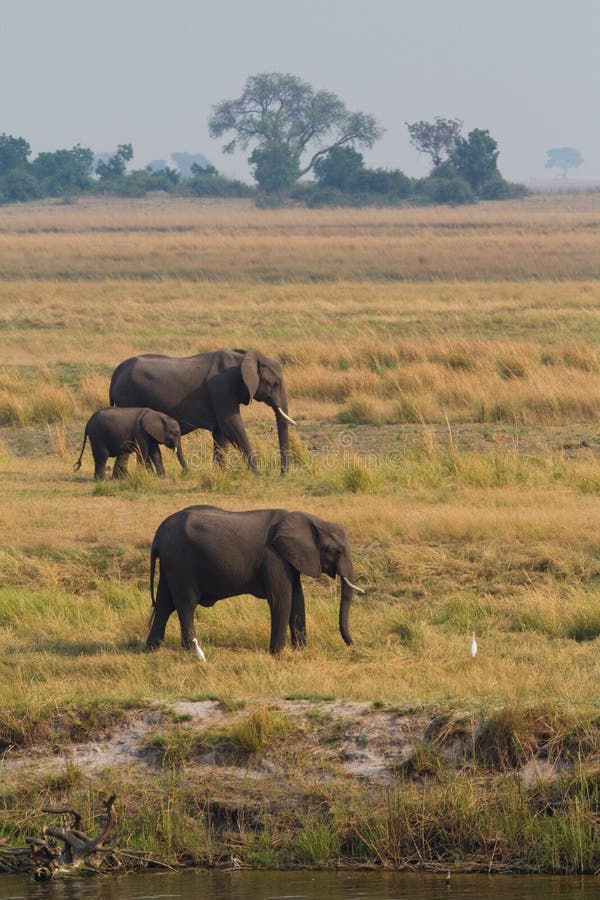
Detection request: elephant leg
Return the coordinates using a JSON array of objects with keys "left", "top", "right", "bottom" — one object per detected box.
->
[
  {"left": 289, "top": 575, "right": 307, "bottom": 649},
  {"left": 146, "top": 576, "right": 175, "bottom": 650},
  {"left": 92, "top": 448, "right": 109, "bottom": 480},
  {"left": 221, "top": 415, "right": 258, "bottom": 472},
  {"left": 148, "top": 443, "right": 166, "bottom": 477},
  {"left": 262, "top": 548, "right": 292, "bottom": 654},
  {"left": 268, "top": 591, "right": 292, "bottom": 655},
  {"left": 112, "top": 453, "right": 129, "bottom": 479},
  {"left": 212, "top": 427, "right": 229, "bottom": 468},
  {"left": 174, "top": 587, "right": 200, "bottom": 649}
]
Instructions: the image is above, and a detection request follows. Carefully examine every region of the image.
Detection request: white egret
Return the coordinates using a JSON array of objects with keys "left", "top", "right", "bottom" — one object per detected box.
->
[
  {"left": 192, "top": 638, "right": 207, "bottom": 662},
  {"left": 470, "top": 632, "right": 477, "bottom": 658}
]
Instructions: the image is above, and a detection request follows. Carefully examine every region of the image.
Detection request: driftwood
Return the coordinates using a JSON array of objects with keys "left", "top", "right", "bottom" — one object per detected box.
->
[{"left": 0, "top": 794, "right": 120, "bottom": 880}]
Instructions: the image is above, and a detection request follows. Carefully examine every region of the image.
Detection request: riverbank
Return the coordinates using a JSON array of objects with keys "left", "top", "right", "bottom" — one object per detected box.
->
[{"left": 3, "top": 698, "right": 600, "bottom": 874}]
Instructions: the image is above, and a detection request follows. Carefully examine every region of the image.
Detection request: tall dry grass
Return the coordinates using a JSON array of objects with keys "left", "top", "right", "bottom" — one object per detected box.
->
[{"left": 0, "top": 194, "right": 599, "bottom": 280}]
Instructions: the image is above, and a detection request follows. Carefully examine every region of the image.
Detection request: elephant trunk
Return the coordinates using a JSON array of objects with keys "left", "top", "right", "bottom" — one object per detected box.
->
[
  {"left": 338, "top": 574, "right": 354, "bottom": 646},
  {"left": 175, "top": 437, "right": 187, "bottom": 470},
  {"left": 274, "top": 404, "right": 291, "bottom": 475}
]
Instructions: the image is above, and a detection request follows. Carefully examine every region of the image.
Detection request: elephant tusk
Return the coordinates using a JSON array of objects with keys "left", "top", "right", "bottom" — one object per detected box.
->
[
  {"left": 277, "top": 407, "right": 297, "bottom": 426},
  {"left": 341, "top": 576, "right": 365, "bottom": 594}
]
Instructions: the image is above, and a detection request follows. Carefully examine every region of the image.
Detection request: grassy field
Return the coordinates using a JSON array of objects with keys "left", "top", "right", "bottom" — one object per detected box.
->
[{"left": 2, "top": 194, "right": 600, "bottom": 873}]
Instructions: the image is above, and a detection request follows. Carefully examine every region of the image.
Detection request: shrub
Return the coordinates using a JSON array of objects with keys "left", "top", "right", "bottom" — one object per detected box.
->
[
  {"left": 418, "top": 174, "right": 476, "bottom": 206},
  {"left": 0, "top": 169, "right": 41, "bottom": 203},
  {"left": 338, "top": 395, "right": 382, "bottom": 425},
  {"left": 480, "top": 172, "right": 527, "bottom": 200}
]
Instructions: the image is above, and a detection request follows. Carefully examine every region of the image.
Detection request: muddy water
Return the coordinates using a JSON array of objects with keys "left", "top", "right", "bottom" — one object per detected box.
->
[{"left": 1, "top": 870, "right": 600, "bottom": 900}]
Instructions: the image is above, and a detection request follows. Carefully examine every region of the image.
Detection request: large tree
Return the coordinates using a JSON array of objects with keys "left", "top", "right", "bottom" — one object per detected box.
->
[
  {"left": 406, "top": 117, "right": 463, "bottom": 168},
  {"left": 545, "top": 147, "right": 583, "bottom": 178},
  {"left": 449, "top": 128, "right": 499, "bottom": 193},
  {"left": 208, "top": 73, "right": 383, "bottom": 189}
]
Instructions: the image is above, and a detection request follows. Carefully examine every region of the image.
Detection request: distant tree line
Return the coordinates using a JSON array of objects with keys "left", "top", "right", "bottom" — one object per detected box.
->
[
  {"left": 1, "top": 72, "right": 528, "bottom": 207},
  {"left": 209, "top": 77, "right": 526, "bottom": 205},
  {"left": 0, "top": 135, "right": 252, "bottom": 205}
]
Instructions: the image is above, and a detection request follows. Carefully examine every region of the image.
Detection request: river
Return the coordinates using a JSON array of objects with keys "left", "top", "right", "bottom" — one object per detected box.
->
[{"left": 1, "top": 870, "right": 600, "bottom": 900}]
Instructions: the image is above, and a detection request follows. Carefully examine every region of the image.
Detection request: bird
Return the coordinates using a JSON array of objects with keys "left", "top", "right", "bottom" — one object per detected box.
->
[
  {"left": 470, "top": 631, "right": 478, "bottom": 658},
  {"left": 192, "top": 637, "right": 206, "bottom": 662}
]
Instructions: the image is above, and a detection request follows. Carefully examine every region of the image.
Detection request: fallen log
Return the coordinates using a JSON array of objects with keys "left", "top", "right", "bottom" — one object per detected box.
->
[{"left": 0, "top": 794, "right": 118, "bottom": 880}]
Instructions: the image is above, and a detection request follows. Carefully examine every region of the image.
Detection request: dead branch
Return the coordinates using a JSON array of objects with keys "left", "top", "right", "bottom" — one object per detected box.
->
[
  {"left": 42, "top": 794, "right": 117, "bottom": 869},
  {"left": 41, "top": 806, "right": 83, "bottom": 830},
  {"left": 0, "top": 794, "right": 162, "bottom": 879}
]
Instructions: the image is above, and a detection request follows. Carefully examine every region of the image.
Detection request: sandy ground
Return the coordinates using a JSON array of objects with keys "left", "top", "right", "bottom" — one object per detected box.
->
[{"left": 1, "top": 700, "right": 562, "bottom": 791}]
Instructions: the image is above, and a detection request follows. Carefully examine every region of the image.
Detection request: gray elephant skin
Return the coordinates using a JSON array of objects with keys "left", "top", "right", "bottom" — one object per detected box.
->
[
  {"left": 109, "top": 348, "right": 295, "bottom": 474},
  {"left": 146, "top": 505, "right": 362, "bottom": 655},
  {"left": 74, "top": 407, "right": 185, "bottom": 480}
]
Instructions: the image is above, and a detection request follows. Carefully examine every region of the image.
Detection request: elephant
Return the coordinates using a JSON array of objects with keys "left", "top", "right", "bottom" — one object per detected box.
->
[
  {"left": 109, "top": 348, "right": 296, "bottom": 475},
  {"left": 146, "top": 505, "right": 364, "bottom": 655},
  {"left": 73, "top": 407, "right": 185, "bottom": 480}
]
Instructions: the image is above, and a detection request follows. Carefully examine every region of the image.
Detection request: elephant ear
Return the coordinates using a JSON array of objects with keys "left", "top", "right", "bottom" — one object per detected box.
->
[
  {"left": 240, "top": 349, "right": 262, "bottom": 400},
  {"left": 271, "top": 512, "right": 322, "bottom": 578},
  {"left": 140, "top": 410, "right": 167, "bottom": 442}
]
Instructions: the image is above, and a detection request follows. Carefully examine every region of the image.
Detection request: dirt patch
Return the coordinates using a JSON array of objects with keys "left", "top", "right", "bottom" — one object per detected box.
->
[
  {"left": 0, "top": 700, "right": 549, "bottom": 790},
  {"left": 3, "top": 420, "right": 598, "bottom": 462}
]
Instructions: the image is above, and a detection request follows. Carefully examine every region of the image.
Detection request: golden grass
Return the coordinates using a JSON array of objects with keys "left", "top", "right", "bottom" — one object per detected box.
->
[
  {"left": 1, "top": 195, "right": 600, "bottom": 721},
  {"left": 0, "top": 194, "right": 599, "bottom": 280}
]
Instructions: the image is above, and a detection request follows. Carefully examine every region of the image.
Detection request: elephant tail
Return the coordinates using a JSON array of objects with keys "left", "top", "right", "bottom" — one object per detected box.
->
[
  {"left": 73, "top": 430, "right": 88, "bottom": 472},
  {"left": 108, "top": 361, "right": 125, "bottom": 406}
]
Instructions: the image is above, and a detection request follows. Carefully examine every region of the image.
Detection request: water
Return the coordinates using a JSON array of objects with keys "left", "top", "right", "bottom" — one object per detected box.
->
[{"left": 1, "top": 870, "right": 599, "bottom": 900}]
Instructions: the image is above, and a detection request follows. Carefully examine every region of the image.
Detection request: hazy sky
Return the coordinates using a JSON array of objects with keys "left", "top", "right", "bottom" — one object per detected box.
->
[{"left": 1, "top": 0, "right": 599, "bottom": 183}]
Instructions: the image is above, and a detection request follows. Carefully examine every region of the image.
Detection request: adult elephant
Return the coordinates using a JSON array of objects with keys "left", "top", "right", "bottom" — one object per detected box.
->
[
  {"left": 146, "top": 505, "right": 364, "bottom": 655},
  {"left": 109, "top": 348, "right": 295, "bottom": 474}
]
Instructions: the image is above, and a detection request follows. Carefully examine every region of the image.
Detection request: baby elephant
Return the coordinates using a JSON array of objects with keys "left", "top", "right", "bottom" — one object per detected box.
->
[{"left": 74, "top": 407, "right": 185, "bottom": 480}]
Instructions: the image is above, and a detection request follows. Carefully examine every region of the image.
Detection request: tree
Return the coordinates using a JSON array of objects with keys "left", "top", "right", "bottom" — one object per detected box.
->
[
  {"left": 190, "top": 162, "right": 218, "bottom": 176},
  {"left": 95, "top": 143, "right": 134, "bottom": 180},
  {"left": 449, "top": 128, "right": 499, "bottom": 193},
  {"left": 0, "top": 134, "right": 31, "bottom": 175},
  {"left": 545, "top": 147, "right": 583, "bottom": 178},
  {"left": 32, "top": 145, "right": 94, "bottom": 195},
  {"left": 171, "top": 152, "right": 212, "bottom": 177},
  {"left": 314, "top": 146, "right": 366, "bottom": 191},
  {"left": 209, "top": 72, "right": 382, "bottom": 191},
  {"left": 0, "top": 169, "right": 40, "bottom": 202},
  {"left": 250, "top": 141, "right": 300, "bottom": 194},
  {"left": 314, "top": 147, "right": 411, "bottom": 198},
  {"left": 406, "top": 117, "right": 463, "bottom": 168},
  {"left": 146, "top": 159, "right": 168, "bottom": 172}
]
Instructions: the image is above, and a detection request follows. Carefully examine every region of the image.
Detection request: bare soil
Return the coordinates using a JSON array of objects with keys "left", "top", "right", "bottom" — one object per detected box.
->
[
  {"left": 1, "top": 700, "right": 562, "bottom": 791},
  {"left": 3, "top": 420, "right": 600, "bottom": 461}
]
